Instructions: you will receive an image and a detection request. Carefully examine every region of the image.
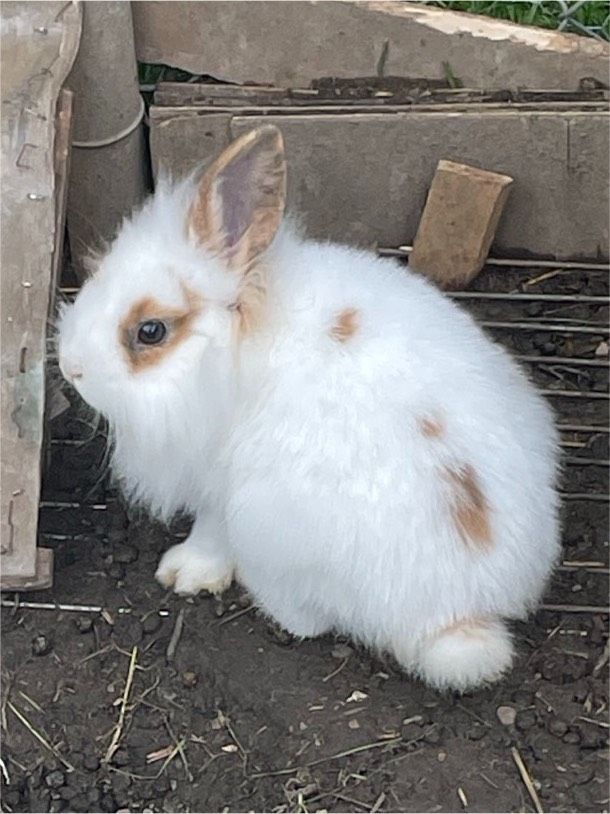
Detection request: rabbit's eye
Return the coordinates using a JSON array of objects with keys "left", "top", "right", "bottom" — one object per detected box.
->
[{"left": 137, "top": 320, "right": 167, "bottom": 345}]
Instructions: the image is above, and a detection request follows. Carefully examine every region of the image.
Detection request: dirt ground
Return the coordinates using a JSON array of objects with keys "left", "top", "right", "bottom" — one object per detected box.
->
[{"left": 1, "top": 263, "right": 608, "bottom": 813}]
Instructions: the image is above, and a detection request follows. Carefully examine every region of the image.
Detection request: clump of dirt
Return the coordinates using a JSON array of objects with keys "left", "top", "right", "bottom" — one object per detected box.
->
[{"left": 1, "top": 264, "right": 608, "bottom": 813}]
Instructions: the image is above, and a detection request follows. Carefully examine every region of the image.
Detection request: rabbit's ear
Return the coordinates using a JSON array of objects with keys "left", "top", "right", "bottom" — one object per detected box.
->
[{"left": 187, "top": 126, "right": 286, "bottom": 269}]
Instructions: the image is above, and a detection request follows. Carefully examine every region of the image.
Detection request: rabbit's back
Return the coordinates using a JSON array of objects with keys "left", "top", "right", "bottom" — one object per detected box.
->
[{"left": 225, "top": 236, "right": 560, "bottom": 645}]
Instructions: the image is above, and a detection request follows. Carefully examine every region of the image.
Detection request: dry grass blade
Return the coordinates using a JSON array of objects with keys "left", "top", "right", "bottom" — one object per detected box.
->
[
  {"left": 511, "top": 746, "right": 543, "bottom": 814},
  {"left": 216, "top": 604, "right": 255, "bottom": 626},
  {"left": 146, "top": 745, "right": 174, "bottom": 764},
  {"left": 592, "top": 640, "right": 609, "bottom": 676},
  {"left": 371, "top": 791, "right": 386, "bottom": 812},
  {"left": 7, "top": 702, "right": 75, "bottom": 772},
  {"left": 104, "top": 645, "right": 138, "bottom": 764},
  {"left": 250, "top": 735, "right": 402, "bottom": 779},
  {"left": 166, "top": 608, "right": 185, "bottom": 662}
]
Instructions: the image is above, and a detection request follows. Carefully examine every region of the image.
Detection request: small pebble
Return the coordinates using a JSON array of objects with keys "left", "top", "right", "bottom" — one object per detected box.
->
[
  {"left": 142, "top": 614, "right": 162, "bottom": 634},
  {"left": 466, "top": 724, "right": 487, "bottom": 741},
  {"left": 237, "top": 592, "right": 252, "bottom": 608},
  {"left": 541, "top": 657, "right": 561, "bottom": 680},
  {"left": 526, "top": 302, "right": 544, "bottom": 317},
  {"left": 348, "top": 719, "right": 360, "bottom": 730},
  {"left": 107, "top": 562, "right": 125, "bottom": 580},
  {"left": 424, "top": 727, "right": 442, "bottom": 745},
  {"left": 562, "top": 729, "right": 581, "bottom": 745},
  {"left": 496, "top": 705, "right": 516, "bottom": 726},
  {"left": 82, "top": 755, "right": 100, "bottom": 772},
  {"left": 331, "top": 644, "right": 353, "bottom": 659},
  {"left": 182, "top": 670, "right": 198, "bottom": 688},
  {"left": 579, "top": 725, "right": 606, "bottom": 750},
  {"left": 99, "top": 793, "right": 117, "bottom": 813},
  {"left": 515, "top": 709, "right": 537, "bottom": 731},
  {"left": 111, "top": 748, "right": 130, "bottom": 767},
  {"left": 112, "top": 544, "right": 138, "bottom": 564},
  {"left": 572, "top": 766, "right": 595, "bottom": 786},
  {"left": 45, "top": 770, "right": 65, "bottom": 789},
  {"left": 511, "top": 689, "right": 534, "bottom": 707},
  {"left": 74, "top": 617, "right": 93, "bottom": 634},
  {"left": 547, "top": 718, "right": 568, "bottom": 738},
  {"left": 32, "top": 634, "right": 52, "bottom": 656},
  {"left": 3, "top": 790, "right": 20, "bottom": 808}
]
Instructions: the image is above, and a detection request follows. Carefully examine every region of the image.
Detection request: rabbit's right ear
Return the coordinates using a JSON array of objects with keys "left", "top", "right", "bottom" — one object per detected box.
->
[{"left": 187, "top": 126, "right": 286, "bottom": 270}]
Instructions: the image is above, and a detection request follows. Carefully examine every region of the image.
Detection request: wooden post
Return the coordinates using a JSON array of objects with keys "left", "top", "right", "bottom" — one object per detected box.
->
[{"left": 66, "top": 0, "right": 147, "bottom": 280}]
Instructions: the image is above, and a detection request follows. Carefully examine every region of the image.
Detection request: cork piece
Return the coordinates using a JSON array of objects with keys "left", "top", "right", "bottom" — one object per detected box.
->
[{"left": 409, "top": 160, "right": 513, "bottom": 289}]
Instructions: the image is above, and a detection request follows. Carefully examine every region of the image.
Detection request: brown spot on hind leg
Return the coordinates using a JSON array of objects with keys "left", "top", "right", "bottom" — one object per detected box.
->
[{"left": 444, "top": 463, "right": 493, "bottom": 552}]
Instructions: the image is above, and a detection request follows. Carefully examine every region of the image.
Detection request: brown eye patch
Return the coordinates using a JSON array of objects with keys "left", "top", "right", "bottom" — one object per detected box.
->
[{"left": 119, "top": 286, "right": 203, "bottom": 372}]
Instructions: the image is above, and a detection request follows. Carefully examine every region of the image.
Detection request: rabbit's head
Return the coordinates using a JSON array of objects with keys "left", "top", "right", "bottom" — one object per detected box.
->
[{"left": 59, "top": 126, "right": 286, "bottom": 425}]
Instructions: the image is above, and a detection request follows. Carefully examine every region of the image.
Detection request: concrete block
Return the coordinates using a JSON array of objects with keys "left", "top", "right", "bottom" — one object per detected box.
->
[
  {"left": 132, "top": 1, "right": 609, "bottom": 90},
  {"left": 150, "top": 105, "right": 609, "bottom": 259}
]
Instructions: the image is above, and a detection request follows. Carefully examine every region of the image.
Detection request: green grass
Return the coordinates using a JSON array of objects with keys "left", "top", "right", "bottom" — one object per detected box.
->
[{"left": 427, "top": 1, "right": 609, "bottom": 39}]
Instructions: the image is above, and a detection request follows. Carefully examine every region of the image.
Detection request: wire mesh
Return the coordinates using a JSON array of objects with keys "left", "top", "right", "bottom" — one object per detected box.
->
[{"left": 427, "top": 1, "right": 610, "bottom": 42}]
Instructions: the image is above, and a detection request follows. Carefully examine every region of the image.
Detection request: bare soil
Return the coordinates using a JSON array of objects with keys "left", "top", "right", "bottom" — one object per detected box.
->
[{"left": 1, "top": 263, "right": 608, "bottom": 813}]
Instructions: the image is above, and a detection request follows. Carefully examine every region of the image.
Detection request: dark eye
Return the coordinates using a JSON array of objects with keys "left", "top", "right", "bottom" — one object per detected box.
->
[{"left": 137, "top": 320, "right": 167, "bottom": 345}]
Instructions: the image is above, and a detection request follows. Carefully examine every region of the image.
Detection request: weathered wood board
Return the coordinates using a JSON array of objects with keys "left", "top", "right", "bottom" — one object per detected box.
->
[
  {"left": 150, "top": 103, "right": 609, "bottom": 260},
  {"left": 409, "top": 160, "right": 514, "bottom": 288},
  {"left": 1, "top": 1, "right": 81, "bottom": 590},
  {"left": 133, "top": 1, "right": 609, "bottom": 91}
]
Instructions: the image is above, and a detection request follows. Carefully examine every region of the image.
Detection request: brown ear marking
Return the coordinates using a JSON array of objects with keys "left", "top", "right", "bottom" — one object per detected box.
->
[
  {"left": 120, "top": 285, "right": 203, "bottom": 372},
  {"left": 187, "top": 126, "right": 286, "bottom": 270},
  {"left": 419, "top": 415, "right": 445, "bottom": 439},
  {"left": 330, "top": 308, "right": 360, "bottom": 342},
  {"left": 444, "top": 463, "right": 492, "bottom": 552}
]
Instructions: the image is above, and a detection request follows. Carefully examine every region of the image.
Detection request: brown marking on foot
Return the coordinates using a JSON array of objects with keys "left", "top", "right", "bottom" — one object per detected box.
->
[
  {"left": 419, "top": 416, "right": 445, "bottom": 439},
  {"left": 444, "top": 464, "right": 492, "bottom": 552},
  {"left": 120, "top": 285, "right": 203, "bottom": 372},
  {"left": 330, "top": 308, "right": 360, "bottom": 342},
  {"left": 436, "top": 616, "right": 489, "bottom": 639}
]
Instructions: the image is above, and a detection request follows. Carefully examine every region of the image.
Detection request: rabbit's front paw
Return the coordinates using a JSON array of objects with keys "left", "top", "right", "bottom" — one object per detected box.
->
[{"left": 155, "top": 542, "right": 234, "bottom": 596}]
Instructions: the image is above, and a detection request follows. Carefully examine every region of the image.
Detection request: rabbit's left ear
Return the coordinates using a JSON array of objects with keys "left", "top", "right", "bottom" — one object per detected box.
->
[{"left": 187, "top": 126, "right": 286, "bottom": 270}]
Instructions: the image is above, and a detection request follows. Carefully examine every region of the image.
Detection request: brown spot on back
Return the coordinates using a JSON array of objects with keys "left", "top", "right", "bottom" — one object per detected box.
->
[
  {"left": 120, "top": 285, "right": 203, "bottom": 372},
  {"left": 419, "top": 416, "right": 445, "bottom": 438},
  {"left": 330, "top": 308, "right": 360, "bottom": 343},
  {"left": 444, "top": 464, "right": 492, "bottom": 552}
]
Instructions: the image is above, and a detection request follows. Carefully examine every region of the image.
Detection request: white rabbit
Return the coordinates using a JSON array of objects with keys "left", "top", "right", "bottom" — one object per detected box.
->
[{"left": 59, "top": 126, "right": 560, "bottom": 691}]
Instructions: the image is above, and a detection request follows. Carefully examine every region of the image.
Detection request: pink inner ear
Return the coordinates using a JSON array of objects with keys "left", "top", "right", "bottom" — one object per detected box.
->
[{"left": 220, "top": 150, "right": 258, "bottom": 252}]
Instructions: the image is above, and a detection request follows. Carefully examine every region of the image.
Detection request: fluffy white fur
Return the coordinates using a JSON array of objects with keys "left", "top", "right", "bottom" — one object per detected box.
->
[{"left": 59, "top": 134, "right": 560, "bottom": 691}]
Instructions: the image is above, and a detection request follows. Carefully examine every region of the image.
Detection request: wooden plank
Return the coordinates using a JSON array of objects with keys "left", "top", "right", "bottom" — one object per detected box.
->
[
  {"left": 0, "top": 2, "right": 81, "bottom": 590},
  {"left": 409, "top": 160, "right": 513, "bottom": 288},
  {"left": 153, "top": 81, "right": 608, "bottom": 109}
]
